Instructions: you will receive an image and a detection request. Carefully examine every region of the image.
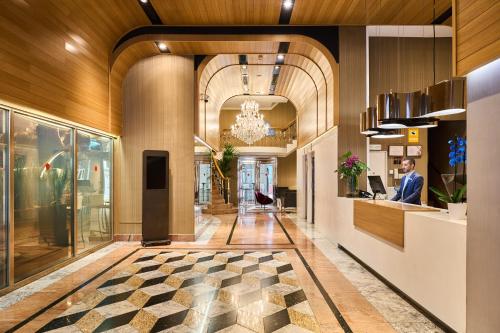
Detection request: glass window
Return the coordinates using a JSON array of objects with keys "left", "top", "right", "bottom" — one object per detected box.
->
[
  {"left": 76, "top": 131, "right": 112, "bottom": 253},
  {"left": 13, "top": 114, "right": 74, "bottom": 282},
  {"left": 0, "top": 109, "right": 7, "bottom": 288}
]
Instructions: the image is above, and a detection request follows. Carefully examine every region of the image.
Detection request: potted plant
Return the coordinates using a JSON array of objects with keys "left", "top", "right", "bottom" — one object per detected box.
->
[
  {"left": 219, "top": 143, "right": 236, "bottom": 177},
  {"left": 336, "top": 151, "right": 369, "bottom": 197},
  {"left": 429, "top": 135, "right": 467, "bottom": 219}
]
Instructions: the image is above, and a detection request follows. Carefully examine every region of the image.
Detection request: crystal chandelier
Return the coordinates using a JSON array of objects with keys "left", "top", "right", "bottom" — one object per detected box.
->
[{"left": 230, "top": 100, "right": 269, "bottom": 145}]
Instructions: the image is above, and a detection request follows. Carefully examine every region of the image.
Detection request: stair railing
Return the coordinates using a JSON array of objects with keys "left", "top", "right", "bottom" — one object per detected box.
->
[{"left": 211, "top": 153, "right": 231, "bottom": 204}]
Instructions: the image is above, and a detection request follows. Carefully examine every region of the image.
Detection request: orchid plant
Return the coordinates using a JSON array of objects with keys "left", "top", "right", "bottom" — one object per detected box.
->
[
  {"left": 335, "top": 151, "right": 369, "bottom": 195},
  {"left": 429, "top": 135, "right": 467, "bottom": 203}
]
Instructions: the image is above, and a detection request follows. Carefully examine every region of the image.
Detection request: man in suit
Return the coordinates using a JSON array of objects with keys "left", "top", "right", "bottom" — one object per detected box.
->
[{"left": 391, "top": 158, "right": 424, "bottom": 205}]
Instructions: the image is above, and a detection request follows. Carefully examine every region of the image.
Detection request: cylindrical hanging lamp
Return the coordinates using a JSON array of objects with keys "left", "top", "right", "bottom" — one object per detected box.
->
[
  {"left": 421, "top": 77, "right": 466, "bottom": 117},
  {"left": 360, "top": 107, "right": 379, "bottom": 135}
]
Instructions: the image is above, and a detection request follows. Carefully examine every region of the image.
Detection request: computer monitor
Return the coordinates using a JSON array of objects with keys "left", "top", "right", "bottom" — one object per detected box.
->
[{"left": 368, "top": 175, "right": 387, "bottom": 199}]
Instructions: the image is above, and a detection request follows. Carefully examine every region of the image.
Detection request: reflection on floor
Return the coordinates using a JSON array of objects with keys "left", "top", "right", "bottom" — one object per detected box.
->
[
  {"left": 0, "top": 212, "right": 444, "bottom": 333},
  {"left": 39, "top": 250, "right": 322, "bottom": 332},
  {"left": 286, "top": 213, "right": 443, "bottom": 333}
]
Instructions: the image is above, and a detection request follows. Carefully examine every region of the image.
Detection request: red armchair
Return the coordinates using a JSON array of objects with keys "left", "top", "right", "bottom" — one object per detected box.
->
[{"left": 255, "top": 191, "right": 273, "bottom": 209}]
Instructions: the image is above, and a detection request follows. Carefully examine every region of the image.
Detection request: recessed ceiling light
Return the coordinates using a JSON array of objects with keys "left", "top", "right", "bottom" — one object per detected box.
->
[
  {"left": 283, "top": 0, "right": 293, "bottom": 10},
  {"left": 157, "top": 42, "right": 167, "bottom": 51},
  {"left": 242, "top": 65, "right": 247, "bottom": 69},
  {"left": 277, "top": 54, "right": 285, "bottom": 61},
  {"left": 275, "top": 66, "right": 280, "bottom": 70},
  {"left": 64, "top": 42, "right": 77, "bottom": 53},
  {"left": 140, "top": 0, "right": 148, "bottom": 3}
]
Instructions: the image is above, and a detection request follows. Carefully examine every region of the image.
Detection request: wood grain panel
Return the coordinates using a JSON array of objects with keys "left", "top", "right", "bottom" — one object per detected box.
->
[
  {"left": 354, "top": 200, "right": 437, "bottom": 248},
  {"left": 277, "top": 151, "right": 297, "bottom": 189},
  {"left": 368, "top": 37, "right": 452, "bottom": 203},
  {"left": 167, "top": 41, "right": 280, "bottom": 55},
  {"left": 110, "top": 42, "right": 160, "bottom": 135},
  {"left": 0, "top": 0, "right": 148, "bottom": 135},
  {"left": 290, "top": 0, "right": 451, "bottom": 25},
  {"left": 455, "top": 0, "right": 500, "bottom": 75},
  {"left": 151, "top": 0, "right": 281, "bottom": 25},
  {"left": 338, "top": 27, "right": 367, "bottom": 196},
  {"left": 116, "top": 55, "right": 195, "bottom": 238}
]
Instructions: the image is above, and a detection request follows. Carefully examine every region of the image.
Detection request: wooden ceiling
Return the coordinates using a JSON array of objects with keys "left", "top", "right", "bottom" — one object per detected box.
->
[{"left": 150, "top": 0, "right": 451, "bottom": 26}]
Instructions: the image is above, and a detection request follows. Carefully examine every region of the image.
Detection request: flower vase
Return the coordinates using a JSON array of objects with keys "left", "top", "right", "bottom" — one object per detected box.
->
[
  {"left": 447, "top": 202, "right": 467, "bottom": 220},
  {"left": 347, "top": 176, "right": 359, "bottom": 197}
]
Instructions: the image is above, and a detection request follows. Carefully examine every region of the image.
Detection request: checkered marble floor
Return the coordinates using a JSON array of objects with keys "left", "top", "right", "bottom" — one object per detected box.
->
[{"left": 39, "top": 250, "right": 321, "bottom": 333}]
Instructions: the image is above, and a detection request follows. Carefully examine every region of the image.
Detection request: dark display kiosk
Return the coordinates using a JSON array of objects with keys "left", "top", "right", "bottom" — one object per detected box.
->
[{"left": 142, "top": 150, "right": 171, "bottom": 246}]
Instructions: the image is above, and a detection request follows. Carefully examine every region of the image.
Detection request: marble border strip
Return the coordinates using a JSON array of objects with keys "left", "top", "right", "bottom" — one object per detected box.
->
[
  {"left": 5, "top": 248, "right": 141, "bottom": 333},
  {"left": 226, "top": 214, "right": 295, "bottom": 246},
  {"left": 294, "top": 248, "right": 353, "bottom": 333},
  {"left": 338, "top": 244, "right": 456, "bottom": 333}
]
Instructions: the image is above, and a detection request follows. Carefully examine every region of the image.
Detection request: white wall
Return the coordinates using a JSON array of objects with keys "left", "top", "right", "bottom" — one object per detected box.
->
[
  {"left": 466, "top": 58, "right": 500, "bottom": 333},
  {"left": 296, "top": 127, "right": 338, "bottom": 231}
]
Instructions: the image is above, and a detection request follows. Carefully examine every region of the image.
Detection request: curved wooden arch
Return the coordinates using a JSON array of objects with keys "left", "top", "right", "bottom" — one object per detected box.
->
[{"left": 109, "top": 32, "right": 339, "bottom": 143}]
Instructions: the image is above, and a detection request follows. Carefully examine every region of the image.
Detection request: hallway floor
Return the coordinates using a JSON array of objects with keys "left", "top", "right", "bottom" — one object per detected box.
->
[{"left": 0, "top": 213, "right": 442, "bottom": 333}]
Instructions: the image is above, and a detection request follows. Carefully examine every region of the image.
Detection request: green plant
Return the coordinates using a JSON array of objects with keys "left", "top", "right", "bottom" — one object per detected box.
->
[
  {"left": 429, "top": 185, "right": 467, "bottom": 204},
  {"left": 219, "top": 144, "right": 236, "bottom": 176}
]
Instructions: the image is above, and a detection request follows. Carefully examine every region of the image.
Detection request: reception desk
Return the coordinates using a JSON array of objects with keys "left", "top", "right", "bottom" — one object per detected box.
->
[
  {"left": 353, "top": 200, "right": 439, "bottom": 247},
  {"left": 323, "top": 198, "right": 466, "bottom": 332}
]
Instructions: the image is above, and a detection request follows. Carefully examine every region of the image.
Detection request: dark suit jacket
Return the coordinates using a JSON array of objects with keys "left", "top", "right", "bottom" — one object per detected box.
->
[{"left": 391, "top": 172, "right": 424, "bottom": 205}]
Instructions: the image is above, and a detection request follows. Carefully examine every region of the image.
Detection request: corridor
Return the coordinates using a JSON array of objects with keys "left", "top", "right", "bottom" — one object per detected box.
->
[{"left": 0, "top": 213, "right": 441, "bottom": 333}]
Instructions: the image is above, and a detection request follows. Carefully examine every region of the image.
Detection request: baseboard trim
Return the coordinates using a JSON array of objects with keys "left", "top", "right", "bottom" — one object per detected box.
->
[{"left": 338, "top": 244, "right": 457, "bottom": 333}]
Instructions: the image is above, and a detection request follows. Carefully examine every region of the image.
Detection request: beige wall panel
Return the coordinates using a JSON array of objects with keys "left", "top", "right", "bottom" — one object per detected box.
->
[
  {"left": 338, "top": 27, "right": 368, "bottom": 195},
  {"left": 277, "top": 151, "right": 297, "bottom": 189},
  {"left": 118, "top": 55, "right": 195, "bottom": 238},
  {"left": 0, "top": 0, "right": 148, "bottom": 135},
  {"left": 466, "top": 60, "right": 500, "bottom": 332},
  {"left": 456, "top": 0, "right": 500, "bottom": 75}
]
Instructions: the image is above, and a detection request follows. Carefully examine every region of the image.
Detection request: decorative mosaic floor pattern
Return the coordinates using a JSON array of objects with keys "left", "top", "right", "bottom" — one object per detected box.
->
[{"left": 39, "top": 250, "right": 321, "bottom": 333}]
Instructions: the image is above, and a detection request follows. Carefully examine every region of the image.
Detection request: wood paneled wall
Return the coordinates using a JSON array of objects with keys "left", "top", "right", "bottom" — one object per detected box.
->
[
  {"left": 455, "top": 0, "right": 500, "bottom": 75},
  {"left": 0, "top": 0, "right": 148, "bottom": 135},
  {"left": 115, "top": 55, "right": 195, "bottom": 240},
  {"left": 338, "top": 27, "right": 368, "bottom": 196},
  {"left": 369, "top": 37, "right": 452, "bottom": 203},
  {"left": 277, "top": 151, "right": 297, "bottom": 189}
]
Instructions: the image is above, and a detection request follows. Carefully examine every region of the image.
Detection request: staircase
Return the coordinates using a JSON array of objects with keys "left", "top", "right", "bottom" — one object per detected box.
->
[{"left": 202, "top": 154, "right": 238, "bottom": 215}]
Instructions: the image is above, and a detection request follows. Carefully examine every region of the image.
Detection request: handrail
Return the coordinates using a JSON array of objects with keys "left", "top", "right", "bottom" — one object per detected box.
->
[{"left": 211, "top": 153, "right": 228, "bottom": 180}]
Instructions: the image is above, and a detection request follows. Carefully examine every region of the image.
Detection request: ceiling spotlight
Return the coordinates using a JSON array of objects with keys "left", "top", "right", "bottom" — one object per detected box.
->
[
  {"left": 157, "top": 42, "right": 167, "bottom": 51},
  {"left": 140, "top": 0, "right": 148, "bottom": 3},
  {"left": 274, "top": 66, "right": 280, "bottom": 70},
  {"left": 283, "top": 0, "right": 293, "bottom": 9},
  {"left": 64, "top": 42, "right": 77, "bottom": 53},
  {"left": 242, "top": 65, "right": 247, "bottom": 69},
  {"left": 277, "top": 54, "right": 285, "bottom": 61}
]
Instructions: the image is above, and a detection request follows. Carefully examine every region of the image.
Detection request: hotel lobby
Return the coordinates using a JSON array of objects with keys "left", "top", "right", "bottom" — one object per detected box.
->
[{"left": 0, "top": 1, "right": 499, "bottom": 332}]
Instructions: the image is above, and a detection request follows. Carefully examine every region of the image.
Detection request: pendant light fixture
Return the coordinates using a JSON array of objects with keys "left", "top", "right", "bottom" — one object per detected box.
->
[
  {"left": 370, "top": 129, "right": 405, "bottom": 139},
  {"left": 360, "top": 107, "right": 379, "bottom": 135},
  {"left": 421, "top": 0, "right": 466, "bottom": 118},
  {"left": 378, "top": 91, "right": 439, "bottom": 129}
]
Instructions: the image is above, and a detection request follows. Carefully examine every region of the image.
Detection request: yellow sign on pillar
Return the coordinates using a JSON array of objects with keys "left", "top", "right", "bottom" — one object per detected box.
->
[{"left": 408, "top": 128, "right": 419, "bottom": 143}]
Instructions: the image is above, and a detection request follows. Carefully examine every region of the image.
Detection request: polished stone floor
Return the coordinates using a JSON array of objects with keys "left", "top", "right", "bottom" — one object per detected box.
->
[{"left": 0, "top": 212, "right": 441, "bottom": 332}]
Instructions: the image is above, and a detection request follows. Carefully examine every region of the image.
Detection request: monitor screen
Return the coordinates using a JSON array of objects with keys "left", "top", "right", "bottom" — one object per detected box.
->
[
  {"left": 146, "top": 156, "right": 167, "bottom": 190},
  {"left": 368, "top": 175, "right": 387, "bottom": 194}
]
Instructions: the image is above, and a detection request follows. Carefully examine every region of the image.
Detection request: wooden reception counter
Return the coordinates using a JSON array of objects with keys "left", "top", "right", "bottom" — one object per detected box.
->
[{"left": 353, "top": 200, "right": 438, "bottom": 247}]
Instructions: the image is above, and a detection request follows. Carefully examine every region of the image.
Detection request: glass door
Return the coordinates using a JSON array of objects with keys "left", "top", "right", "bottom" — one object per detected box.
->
[
  {"left": 259, "top": 163, "right": 274, "bottom": 199},
  {"left": 238, "top": 161, "right": 256, "bottom": 205},
  {"left": 13, "top": 114, "right": 74, "bottom": 282},
  {"left": 197, "top": 162, "right": 211, "bottom": 204},
  {"left": 0, "top": 109, "right": 7, "bottom": 289},
  {"left": 76, "top": 131, "right": 112, "bottom": 253}
]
